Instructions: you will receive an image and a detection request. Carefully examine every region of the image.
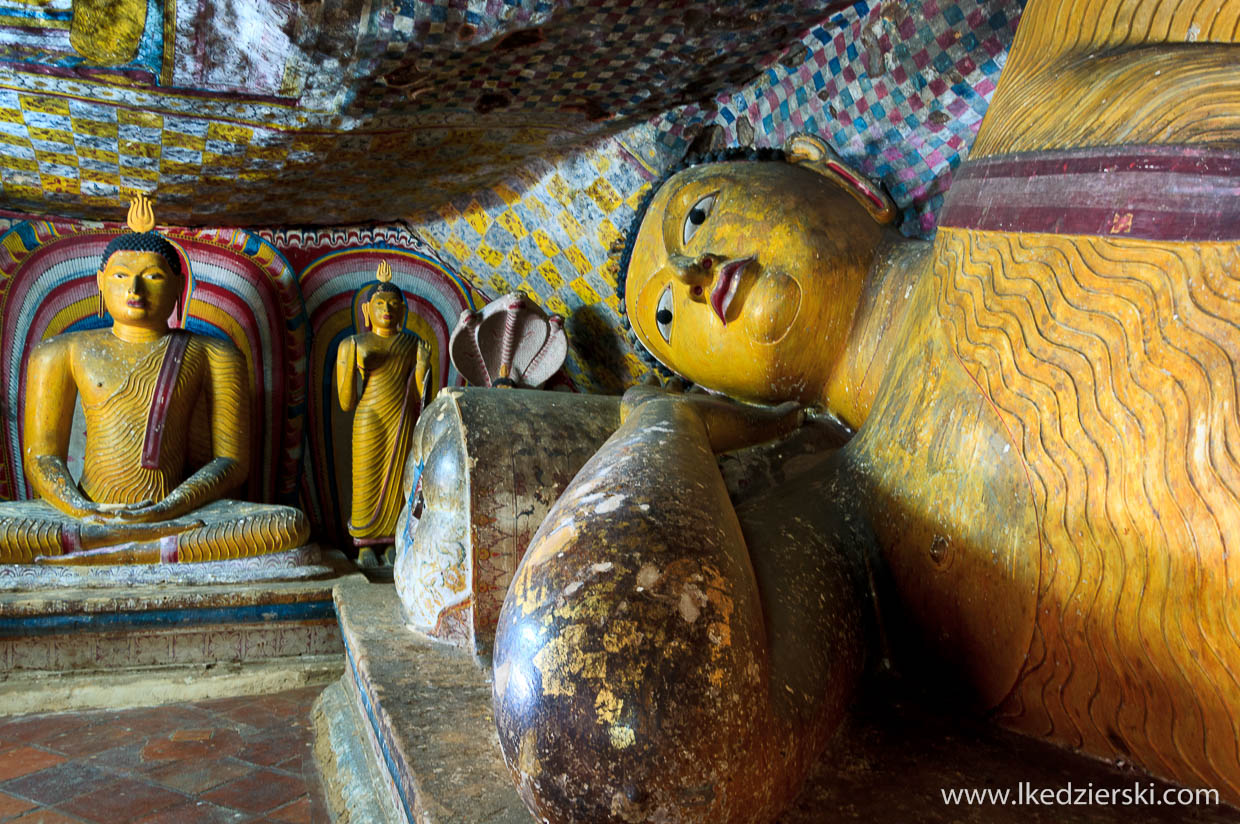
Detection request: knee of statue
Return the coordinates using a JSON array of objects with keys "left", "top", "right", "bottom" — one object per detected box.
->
[
  {"left": 492, "top": 392, "right": 867, "bottom": 824},
  {"left": 0, "top": 193, "right": 310, "bottom": 566}
]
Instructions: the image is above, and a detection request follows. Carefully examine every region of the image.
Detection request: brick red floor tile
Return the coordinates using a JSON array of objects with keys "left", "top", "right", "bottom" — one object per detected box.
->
[
  {"left": 82, "top": 743, "right": 148, "bottom": 776},
  {"left": 140, "top": 728, "right": 243, "bottom": 763},
  {"left": 193, "top": 696, "right": 260, "bottom": 715},
  {"left": 0, "top": 688, "right": 327, "bottom": 822},
  {"left": 211, "top": 702, "right": 295, "bottom": 731},
  {"left": 57, "top": 777, "right": 186, "bottom": 824},
  {"left": 143, "top": 757, "right": 251, "bottom": 795},
  {"left": 37, "top": 723, "right": 134, "bottom": 758},
  {"left": 132, "top": 800, "right": 247, "bottom": 824},
  {"left": 6, "top": 810, "right": 88, "bottom": 824},
  {"left": 0, "top": 747, "right": 66, "bottom": 783},
  {"left": 273, "top": 753, "right": 304, "bottom": 772},
  {"left": 309, "top": 800, "right": 331, "bottom": 824},
  {"left": 200, "top": 769, "right": 306, "bottom": 814},
  {"left": 236, "top": 728, "right": 307, "bottom": 768},
  {"left": 0, "top": 790, "right": 36, "bottom": 819},
  {"left": 139, "top": 705, "right": 217, "bottom": 728},
  {"left": 0, "top": 762, "right": 111, "bottom": 806},
  {"left": 100, "top": 712, "right": 184, "bottom": 740},
  {"left": 0, "top": 717, "right": 82, "bottom": 750},
  {"left": 266, "top": 796, "right": 310, "bottom": 824},
  {"left": 171, "top": 729, "right": 214, "bottom": 742},
  {"left": 275, "top": 687, "right": 326, "bottom": 707},
  {"left": 257, "top": 697, "right": 304, "bottom": 720}
]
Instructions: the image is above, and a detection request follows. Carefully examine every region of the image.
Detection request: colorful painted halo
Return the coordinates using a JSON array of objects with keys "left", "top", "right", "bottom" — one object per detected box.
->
[{"left": 299, "top": 244, "right": 481, "bottom": 542}]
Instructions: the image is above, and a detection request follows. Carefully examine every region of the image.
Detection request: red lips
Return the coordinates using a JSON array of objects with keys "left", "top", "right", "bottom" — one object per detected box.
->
[{"left": 709, "top": 258, "right": 753, "bottom": 325}]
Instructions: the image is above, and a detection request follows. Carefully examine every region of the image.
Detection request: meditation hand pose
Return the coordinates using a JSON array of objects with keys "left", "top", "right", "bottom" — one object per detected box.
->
[
  {"left": 0, "top": 194, "right": 309, "bottom": 565},
  {"left": 335, "top": 261, "right": 432, "bottom": 556}
]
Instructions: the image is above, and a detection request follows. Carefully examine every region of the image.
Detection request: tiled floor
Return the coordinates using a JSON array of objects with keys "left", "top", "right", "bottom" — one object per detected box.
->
[{"left": 0, "top": 687, "right": 330, "bottom": 823}]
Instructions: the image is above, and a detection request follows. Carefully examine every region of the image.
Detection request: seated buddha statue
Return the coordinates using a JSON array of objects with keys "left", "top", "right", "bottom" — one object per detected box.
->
[
  {"left": 493, "top": 1, "right": 1240, "bottom": 819},
  {"left": 0, "top": 194, "right": 310, "bottom": 565},
  {"left": 335, "top": 261, "right": 433, "bottom": 561}
]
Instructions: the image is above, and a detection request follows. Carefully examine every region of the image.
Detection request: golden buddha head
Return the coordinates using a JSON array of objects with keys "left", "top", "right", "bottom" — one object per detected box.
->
[
  {"left": 361, "top": 261, "right": 407, "bottom": 336},
  {"left": 622, "top": 135, "right": 896, "bottom": 406},
  {"left": 97, "top": 193, "right": 186, "bottom": 329}
]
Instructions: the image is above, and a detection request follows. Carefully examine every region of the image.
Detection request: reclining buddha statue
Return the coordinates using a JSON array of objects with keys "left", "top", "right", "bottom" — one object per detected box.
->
[
  {"left": 492, "top": 0, "right": 1240, "bottom": 821},
  {"left": 0, "top": 194, "right": 310, "bottom": 565}
]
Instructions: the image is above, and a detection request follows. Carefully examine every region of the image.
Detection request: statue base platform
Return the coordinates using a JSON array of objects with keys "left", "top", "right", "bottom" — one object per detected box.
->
[
  {"left": 0, "top": 547, "right": 355, "bottom": 716},
  {"left": 315, "top": 578, "right": 1240, "bottom": 824},
  {"left": 0, "top": 544, "right": 334, "bottom": 590},
  {"left": 314, "top": 576, "right": 528, "bottom": 824}
]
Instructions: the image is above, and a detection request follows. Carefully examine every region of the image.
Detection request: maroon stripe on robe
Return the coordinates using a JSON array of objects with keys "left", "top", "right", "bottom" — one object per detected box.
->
[
  {"left": 939, "top": 145, "right": 1240, "bottom": 242},
  {"left": 141, "top": 331, "right": 191, "bottom": 471}
]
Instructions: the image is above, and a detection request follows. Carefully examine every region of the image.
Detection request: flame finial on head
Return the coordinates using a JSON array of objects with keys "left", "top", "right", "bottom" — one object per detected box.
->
[
  {"left": 127, "top": 192, "right": 156, "bottom": 234},
  {"left": 376, "top": 260, "right": 393, "bottom": 283}
]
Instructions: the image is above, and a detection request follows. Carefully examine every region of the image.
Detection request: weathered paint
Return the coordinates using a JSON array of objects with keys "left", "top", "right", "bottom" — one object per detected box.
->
[
  {"left": 394, "top": 388, "right": 620, "bottom": 653},
  {"left": 493, "top": 391, "right": 867, "bottom": 824}
]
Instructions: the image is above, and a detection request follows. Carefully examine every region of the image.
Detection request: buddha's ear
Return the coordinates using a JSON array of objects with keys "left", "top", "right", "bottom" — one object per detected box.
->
[
  {"left": 361, "top": 302, "right": 371, "bottom": 330},
  {"left": 785, "top": 134, "right": 897, "bottom": 225}
]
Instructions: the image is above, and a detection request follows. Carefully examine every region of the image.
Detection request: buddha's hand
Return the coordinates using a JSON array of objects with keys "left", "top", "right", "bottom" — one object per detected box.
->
[
  {"left": 80, "top": 499, "right": 154, "bottom": 523},
  {"left": 621, "top": 384, "right": 805, "bottom": 453},
  {"left": 106, "top": 492, "right": 191, "bottom": 523},
  {"left": 94, "top": 500, "right": 153, "bottom": 514}
]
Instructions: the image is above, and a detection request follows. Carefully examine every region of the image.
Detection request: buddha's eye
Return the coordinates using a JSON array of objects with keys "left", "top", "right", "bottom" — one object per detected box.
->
[
  {"left": 682, "top": 193, "right": 717, "bottom": 246},
  {"left": 655, "top": 284, "right": 673, "bottom": 343}
]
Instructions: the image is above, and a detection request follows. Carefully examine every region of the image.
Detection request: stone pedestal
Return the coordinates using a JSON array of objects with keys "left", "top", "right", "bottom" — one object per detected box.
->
[
  {"left": 316, "top": 575, "right": 1240, "bottom": 824},
  {"left": 316, "top": 576, "right": 527, "bottom": 824},
  {"left": 0, "top": 548, "right": 352, "bottom": 714}
]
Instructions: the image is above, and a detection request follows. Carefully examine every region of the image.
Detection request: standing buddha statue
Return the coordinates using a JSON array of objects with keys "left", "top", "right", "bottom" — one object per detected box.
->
[
  {"left": 0, "top": 193, "right": 310, "bottom": 565},
  {"left": 335, "top": 261, "right": 433, "bottom": 563}
]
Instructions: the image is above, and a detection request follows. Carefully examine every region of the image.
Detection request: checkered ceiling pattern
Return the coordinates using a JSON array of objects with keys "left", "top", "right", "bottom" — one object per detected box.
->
[
  {"left": 661, "top": 0, "right": 1020, "bottom": 236},
  {"left": 0, "top": 0, "right": 852, "bottom": 225}
]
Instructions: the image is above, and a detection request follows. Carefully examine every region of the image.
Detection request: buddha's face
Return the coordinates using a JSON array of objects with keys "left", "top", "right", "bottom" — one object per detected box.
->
[
  {"left": 367, "top": 289, "right": 406, "bottom": 336},
  {"left": 97, "top": 250, "right": 181, "bottom": 328},
  {"left": 625, "top": 160, "right": 883, "bottom": 405}
]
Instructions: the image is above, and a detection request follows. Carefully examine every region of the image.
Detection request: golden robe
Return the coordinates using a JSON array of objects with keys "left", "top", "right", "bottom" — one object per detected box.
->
[{"left": 348, "top": 332, "right": 422, "bottom": 541}]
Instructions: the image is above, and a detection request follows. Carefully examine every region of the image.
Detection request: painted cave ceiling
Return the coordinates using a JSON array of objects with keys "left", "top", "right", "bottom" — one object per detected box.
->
[
  {"left": 0, "top": 0, "right": 1025, "bottom": 391},
  {"left": 0, "top": 0, "right": 871, "bottom": 225}
]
